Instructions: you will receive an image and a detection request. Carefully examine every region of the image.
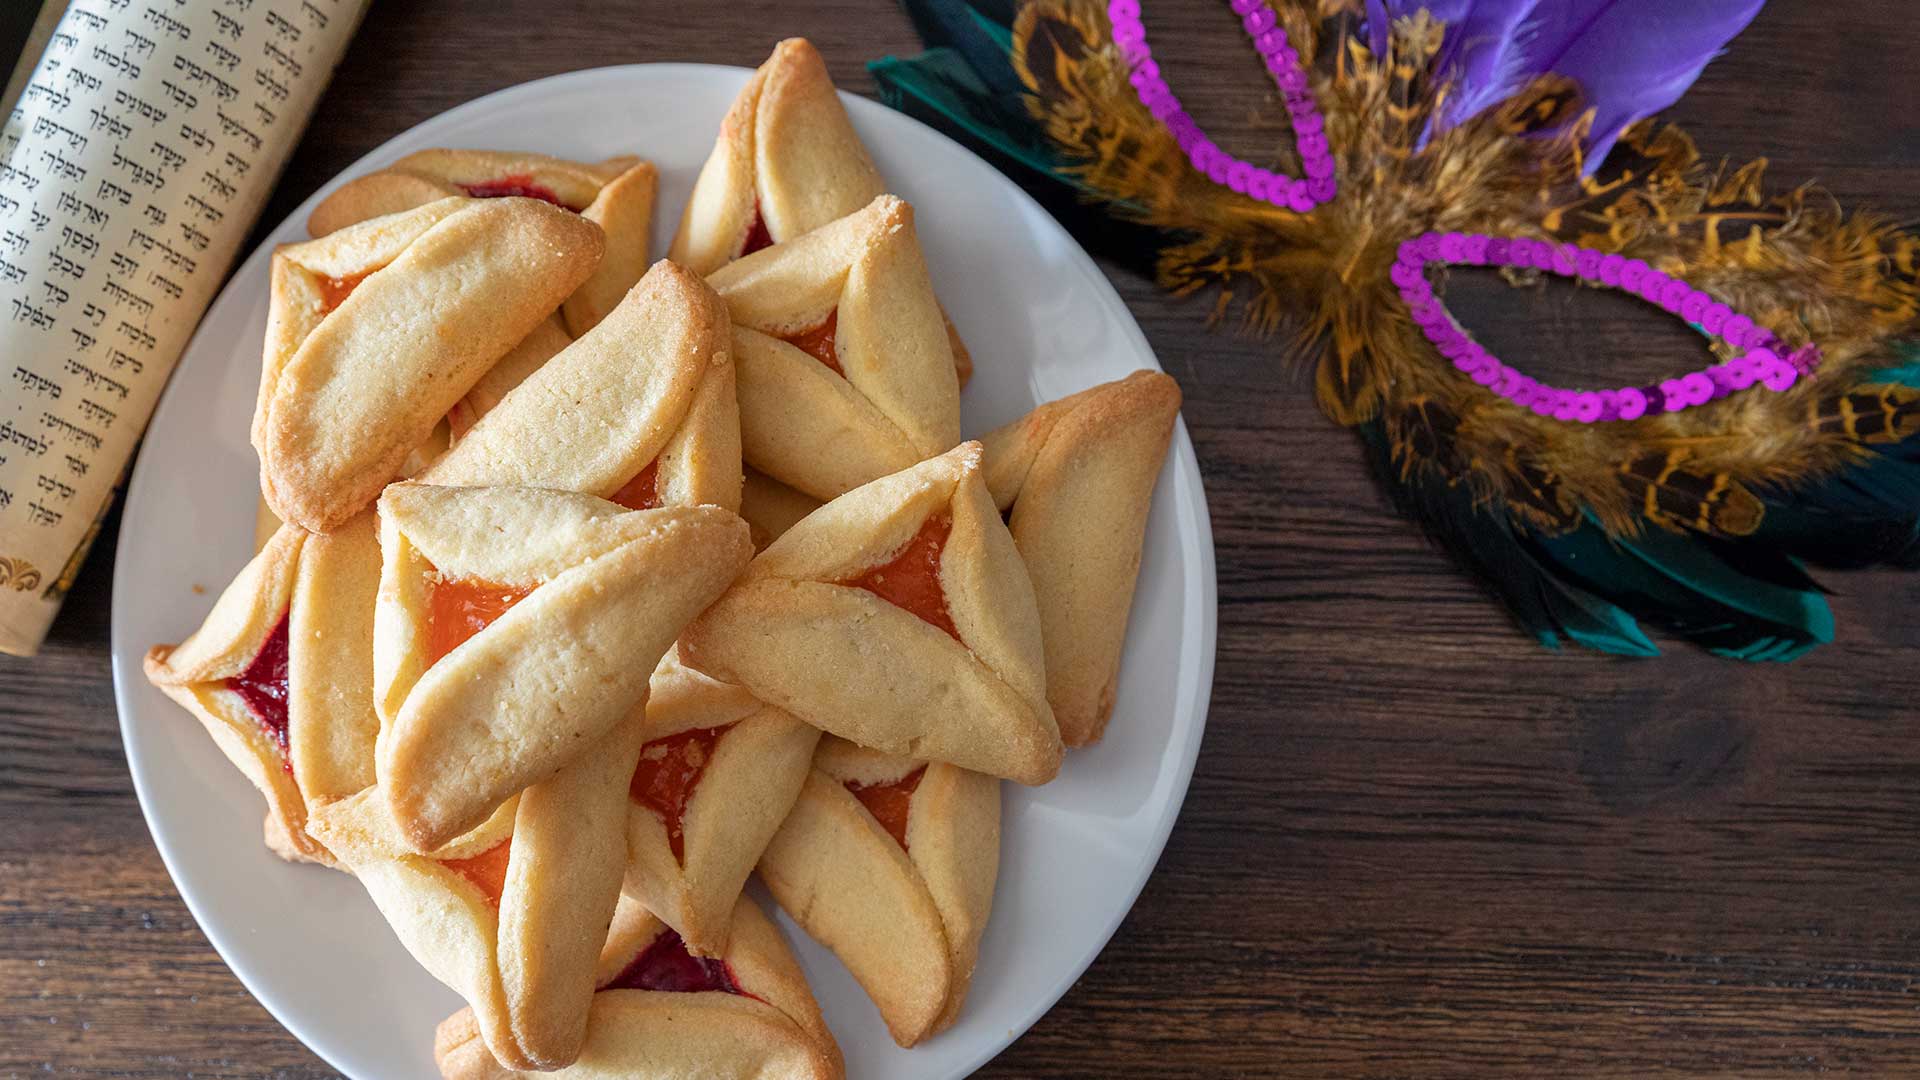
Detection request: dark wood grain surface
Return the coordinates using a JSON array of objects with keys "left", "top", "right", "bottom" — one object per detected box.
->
[{"left": 7, "top": 2, "right": 1920, "bottom": 1076}]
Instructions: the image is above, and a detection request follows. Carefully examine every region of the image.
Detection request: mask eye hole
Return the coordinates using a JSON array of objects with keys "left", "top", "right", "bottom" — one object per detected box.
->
[
  {"left": 1395, "top": 234, "right": 1808, "bottom": 421},
  {"left": 1439, "top": 266, "right": 1712, "bottom": 392}
]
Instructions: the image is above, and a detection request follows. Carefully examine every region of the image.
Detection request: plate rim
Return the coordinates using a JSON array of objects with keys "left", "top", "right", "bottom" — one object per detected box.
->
[{"left": 109, "top": 60, "right": 1217, "bottom": 1079}]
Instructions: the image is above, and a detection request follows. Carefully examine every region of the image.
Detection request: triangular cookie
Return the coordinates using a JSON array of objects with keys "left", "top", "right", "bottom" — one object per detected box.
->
[
  {"left": 668, "top": 38, "right": 882, "bottom": 276},
  {"left": 680, "top": 443, "right": 1062, "bottom": 784},
  {"left": 143, "top": 513, "right": 383, "bottom": 866},
  {"left": 308, "top": 724, "right": 625, "bottom": 1074},
  {"left": 624, "top": 649, "right": 818, "bottom": 957},
  {"left": 425, "top": 261, "right": 741, "bottom": 514},
  {"left": 309, "top": 148, "right": 657, "bottom": 336},
  {"left": 432, "top": 895, "right": 842, "bottom": 1080},
  {"left": 255, "top": 198, "right": 603, "bottom": 533},
  {"left": 759, "top": 737, "right": 999, "bottom": 1047},
  {"left": 671, "top": 38, "right": 973, "bottom": 386},
  {"left": 980, "top": 372, "right": 1182, "bottom": 746},
  {"left": 373, "top": 483, "right": 752, "bottom": 851},
  {"left": 707, "top": 195, "right": 961, "bottom": 501}
]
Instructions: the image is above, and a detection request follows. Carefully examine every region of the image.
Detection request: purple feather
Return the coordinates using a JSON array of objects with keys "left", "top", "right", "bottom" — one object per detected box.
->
[{"left": 1367, "top": 0, "right": 1765, "bottom": 169}]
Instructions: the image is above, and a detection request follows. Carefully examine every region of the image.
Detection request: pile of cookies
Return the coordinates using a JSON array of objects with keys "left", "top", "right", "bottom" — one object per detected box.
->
[{"left": 144, "top": 38, "right": 1181, "bottom": 1079}]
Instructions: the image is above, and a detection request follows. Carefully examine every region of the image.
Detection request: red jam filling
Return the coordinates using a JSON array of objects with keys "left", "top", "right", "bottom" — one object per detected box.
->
[
  {"left": 610, "top": 459, "right": 661, "bottom": 511},
  {"left": 630, "top": 725, "right": 734, "bottom": 864},
  {"left": 839, "top": 515, "right": 959, "bottom": 640},
  {"left": 629, "top": 722, "right": 733, "bottom": 857},
  {"left": 605, "top": 927, "right": 746, "bottom": 996},
  {"left": 227, "top": 612, "right": 293, "bottom": 774},
  {"left": 457, "top": 174, "right": 572, "bottom": 209},
  {"left": 739, "top": 201, "right": 774, "bottom": 258},
  {"left": 782, "top": 309, "right": 844, "bottom": 376},
  {"left": 316, "top": 269, "right": 374, "bottom": 314},
  {"left": 426, "top": 575, "right": 535, "bottom": 665},
  {"left": 442, "top": 838, "right": 512, "bottom": 909},
  {"left": 847, "top": 766, "right": 927, "bottom": 851}
]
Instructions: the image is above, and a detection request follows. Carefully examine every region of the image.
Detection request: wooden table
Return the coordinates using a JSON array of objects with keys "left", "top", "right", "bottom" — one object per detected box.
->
[{"left": 8, "top": 2, "right": 1920, "bottom": 1076}]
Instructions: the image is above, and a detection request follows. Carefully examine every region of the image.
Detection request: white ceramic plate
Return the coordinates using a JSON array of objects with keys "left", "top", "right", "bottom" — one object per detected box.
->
[{"left": 109, "top": 64, "right": 1215, "bottom": 1079}]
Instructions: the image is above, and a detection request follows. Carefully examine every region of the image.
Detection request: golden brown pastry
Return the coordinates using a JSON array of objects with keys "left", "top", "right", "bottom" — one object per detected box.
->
[
  {"left": 624, "top": 649, "right": 818, "bottom": 957},
  {"left": 671, "top": 38, "right": 973, "bottom": 386},
  {"left": 254, "top": 198, "right": 603, "bottom": 533},
  {"left": 980, "top": 372, "right": 1182, "bottom": 746},
  {"left": 681, "top": 443, "right": 1062, "bottom": 784},
  {"left": 308, "top": 149, "right": 657, "bottom": 337},
  {"left": 308, "top": 726, "right": 626, "bottom": 1074},
  {"left": 444, "top": 315, "right": 573, "bottom": 444},
  {"left": 739, "top": 466, "right": 822, "bottom": 550},
  {"left": 372, "top": 483, "right": 752, "bottom": 852},
  {"left": 424, "top": 261, "right": 740, "bottom": 514},
  {"left": 708, "top": 195, "right": 961, "bottom": 501},
  {"left": 251, "top": 494, "right": 283, "bottom": 554},
  {"left": 433, "top": 894, "right": 842, "bottom": 1080},
  {"left": 286, "top": 511, "right": 384, "bottom": 812},
  {"left": 760, "top": 737, "right": 999, "bottom": 1047},
  {"left": 144, "top": 512, "right": 383, "bottom": 866},
  {"left": 145, "top": 528, "right": 317, "bottom": 861},
  {"left": 668, "top": 38, "right": 881, "bottom": 276}
]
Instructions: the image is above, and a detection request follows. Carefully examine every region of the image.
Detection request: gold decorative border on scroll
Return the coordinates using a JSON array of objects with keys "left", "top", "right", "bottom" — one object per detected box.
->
[{"left": 0, "top": 555, "right": 44, "bottom": 593}]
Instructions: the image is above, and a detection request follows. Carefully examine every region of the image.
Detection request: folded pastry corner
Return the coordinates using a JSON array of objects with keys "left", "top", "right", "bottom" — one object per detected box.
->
[
  {"left": 426, "top": 259, "right": 741, "bottom": 515},
  {"left": 307, "top": 148, "right": 657, "bottom": 337},
  {"left": 760, "top": 736, "right": 999, "bottom": 1047},
  {"left": 255, "top": 197, "right": 604, "bottom": 533},
  {"left": 145, "top": 527, "right": 317, "bottom": 862},
  {"left": 980, "top": 371, "right": 1182, "bottom": 746},
  {"left": 709, "top": 194, "right": 961, "bottom": 501},
  {"left": 672, "top": 37, "right": 974, "bottom": 387},
  {"left": 740, "top": 465, "right": 822, "bottom": 550},
  {"left": 309, "top": 714, "right": 634, "bottom": 1074},
  {"left": 668, "top": 38, "right": 882, "bottom": 276},
  {"left": 623, "top": 649, "right": 819, "bottom": 957},
  {"left": 681, "top": 442, "right": 1062, "bottom": 785},
  {"left": 433, "top": 894, "right": 842, "bottom": 1080},
  {"left": 144, "top": 514, "right": 385, "bottom": 867},
  {"left": 372, "top": 482, "right": 752, "bottom": 852}
]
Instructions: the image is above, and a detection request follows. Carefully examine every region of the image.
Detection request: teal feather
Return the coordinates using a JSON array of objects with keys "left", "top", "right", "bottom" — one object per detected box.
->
[
  {"left": 869, "top": 46, "right": 1082, "bottom": 186},
  {"left": 1366, "top": 407, "right": 1837, "bottom": 661},
  {"left": 1533, "top": 515, "right": 1834, "bottom": 662},
  {"left": 1750, "top": 348, "right": 1920, "bottom": 568},
  {"left": 1859, "top": 358, "right": 1920, "bottom": 389},
  {"left": 896, "top": 0, "right": 1021, "bottom": 92},
  {"left": 870, "top": 2, "right": 1164, "bottom": 270},
  {"left": 1358, "top": 421, "right": 1660, "bottom": 656}
]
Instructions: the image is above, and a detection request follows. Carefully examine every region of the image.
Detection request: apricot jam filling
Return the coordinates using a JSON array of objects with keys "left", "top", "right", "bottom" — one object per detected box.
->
[
  {"left": 839, "top": 514, "right": 959, "bottom": 640},
  {"left": 630, "top": 724, "right": 735, "bottom": 863},
  {"left": 227, "top": 612, "right": 293, "bottom": 774},
  {"left": 610, "top": 459, "right": 661, "bottom": 511},
  {"left": 425, "top": 574, "right": 535, "bottom": 665},
  {"left": 846, "top": 765, "right": 927, "bottom": 851},
  {"left": 781, "top": 310, "right": 843, "bottom": 376},
  {"left": 316, "top": 268, "right": 375, "bottom": 314},
  {"left": 442, "top": 838, "right": 512, "bottom": 909}
]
